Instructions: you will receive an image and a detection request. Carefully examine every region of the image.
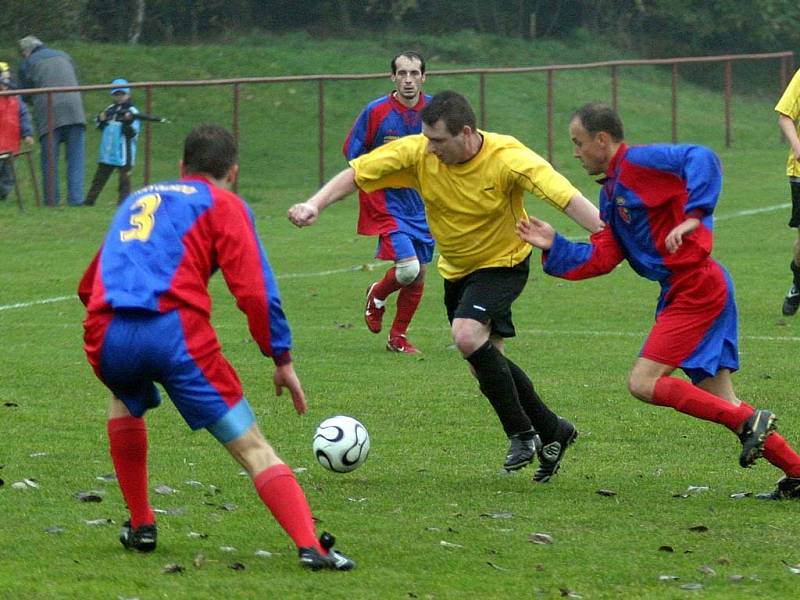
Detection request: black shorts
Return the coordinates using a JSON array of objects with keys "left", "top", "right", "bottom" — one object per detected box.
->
[
  {"left": 789, "top": 180, "right": 800, "bottom": 228},
  {"left": 443, "top": 255, "right": 530, "bottom": 338}
]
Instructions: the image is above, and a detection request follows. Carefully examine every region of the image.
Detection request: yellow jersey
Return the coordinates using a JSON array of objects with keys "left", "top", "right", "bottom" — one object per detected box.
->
[
  {"left": 775, "top": 68, "right": 800, "bottom": 178},
  {"left": 350, "top": 130, "right": 579, "bottom": 280}
]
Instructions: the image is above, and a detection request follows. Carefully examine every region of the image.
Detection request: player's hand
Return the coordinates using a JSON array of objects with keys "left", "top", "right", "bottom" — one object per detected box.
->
[
  {"left": 287, "top": 202, "right": 319, "bottom": 227},
  {"left": 23, "top": 136, "right": 34, "bottom": 147},
  {"left": 274, "top": 362, "right": 307, "bottom": 415},
  {"left": 664, "top": 217, "right": 700, "bottom": 254},
  {"left": 98, "top": 112, "right": 107, "bottom": 121},
  {"left": 123, "top": 112, "right": 133, "bottom": 121},
  {"left": 516, "top": 217, "right": 556, "bottom": 250}
]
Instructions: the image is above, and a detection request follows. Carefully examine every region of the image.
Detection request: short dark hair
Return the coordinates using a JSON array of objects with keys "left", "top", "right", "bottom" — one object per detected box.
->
[
  {"left": 182, "top": 124, "right": 238, "bottom": 179},
  {"left": 391, "top": 51, "right": 426, "bottom": 75},
  {"left": 572, "top": 102, "right": 625, "bottom": 142},
  {"left": 420, "top": 90, "right": 476, "bottom": 136}
]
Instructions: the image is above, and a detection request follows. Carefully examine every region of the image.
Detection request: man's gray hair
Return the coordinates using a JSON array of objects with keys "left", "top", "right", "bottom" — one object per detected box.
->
[{"left": 19, "top": 36, "right": 43, "bottom": 53}]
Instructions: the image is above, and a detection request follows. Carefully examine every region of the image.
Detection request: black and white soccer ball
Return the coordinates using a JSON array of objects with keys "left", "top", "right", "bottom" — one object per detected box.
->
[{"left": 312, "top": 415, "right": 370, "bottom": 473}]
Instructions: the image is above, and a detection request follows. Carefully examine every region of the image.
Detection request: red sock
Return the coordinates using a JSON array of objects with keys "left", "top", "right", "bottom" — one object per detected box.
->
[
  {"left": 372, "top": 267, "right": 403, "bottom": 300},
  {"left": 763, "top": 433, "right": 800, "bottom": 477},
  {"left": 651, "top": 376, "right": 754, "bottom": 431},
  {"left": 390, "top": 281, "right": 424, "bottom": 338},
  {"left": 107, "top": 416, "right": 154, "bottom": 528},
  {"left": 254, "top": 464, "right": 321, "bottom": 552}
]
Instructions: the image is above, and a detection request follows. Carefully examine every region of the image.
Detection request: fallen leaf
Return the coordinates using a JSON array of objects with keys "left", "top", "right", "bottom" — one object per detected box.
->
[
  {"left": 23, "top": 478, "right": 39, "bottom": 489},
  {"left": 679, "top": 583, "right": 703, "bottom": 590},
  {"left": 486, "top": 561, "right": 508, "bottom": 571},
  {"left": 11, "top": 482, "right": 28, "bottom": 490},
  {"left": 228, "top": 562, "right": 246, "bottom": 571},
  {"left": 729, "top": 492, "right": 752, "bottom": 499},
  {"left": 782, "top": 561, "right": 800, "bottom": 574},
  {"left": 84, "top": 518, "right": 113, "bottom": 526},
  {"left": 528, "top": 533, "right": 553, "bottom": 545},
  {"left": 3, "top": 402, "right": 18, "bottom": 407},
  {"left": 688, "top": 525, "right": 708, "bottom": 532},
  {"left": 162, "top": 563, "right": 185, "bottom": 574},
  {"left": 75, "top": 491, "right": 103, "bottom": 503},
  {"left": 728, "top": 575, "right": 745, "bottom": 582},
  {"left": 596, "top": 489, "right": 617, "bottom": 497},
  {"left": 187, "top": 531, "right": 208, "bottom": 539},
  {"left": 218, "top": 502, "right": 237, "bottom": 512},
  {"left": 559, "top": 588, "right": 582, "bottom": 598},
  {"left": 292, "top": 468, "right": 307, "bottom": 474},
  {"left": 347, "top": 497, "right": 367, "bottom": 503},
  {"left": 0, "top": 478, "right": 4, "bottom": 488},
  {"left": 254, "top": 549, "right": 273, "bottom": 558},
  {"left": 717, "top": 556, "right": 731, "bottom": 565},
  {"left": 96, "top": 474, "right": 117, "bottom": 482},
  {"left": 687, "top": 486, "right": 709, "bottom": 494},
  {"left": 657, "top": 575, "right": 679, "bottom": 581},
  {"left": 29, "top": 452, "right": 48, "bottom": 458},
  {"left": 698, "top": 565, "right": 716, "bottom": 576},
  {"left": 44, "top": 526, "right": 65, "bottom": 534},
  {"left": 480, "top": 512, "right": 514, "bottom": 519},
  {"left": 184, "top": 480, "right": 204, "bottom": 487},
  {"left": 154, "top": 485, "right": 177, "bottom": 495},
  {"left": 439, "top": 540, "right": 464, "bottom": 549},
  {"left": 193, "top": 554, "right": 206, "bottom": 568},
  {"left": 658, "top": 546, "right": 674, "bottom": 553},
  {"left": 219, "top": 545, "right": 237, "bottom": 552}
]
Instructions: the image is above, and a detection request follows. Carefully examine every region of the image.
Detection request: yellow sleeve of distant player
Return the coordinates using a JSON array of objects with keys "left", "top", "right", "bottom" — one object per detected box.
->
[
  {"left": 350, "top": 135, "right": 421, "bottom": 192},
  {"left": 502, "top": 144, "right": 580, "bottom": 210},
  {"left": 776, "top": 69, "right": 800, "bottom": 120}
]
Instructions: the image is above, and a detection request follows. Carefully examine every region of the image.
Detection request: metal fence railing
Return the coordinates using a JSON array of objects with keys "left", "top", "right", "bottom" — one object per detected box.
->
[{"left": 2, "top": 50, "right": 793, "bottom": 206}]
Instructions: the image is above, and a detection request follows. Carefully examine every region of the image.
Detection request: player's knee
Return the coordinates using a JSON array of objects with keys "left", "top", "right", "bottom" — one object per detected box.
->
[
  {"left": 394, "top": 259, "right": 420, "bottom": 286},
  {"left": 627, "top": 372, "right": 654, "bottom": 403}
]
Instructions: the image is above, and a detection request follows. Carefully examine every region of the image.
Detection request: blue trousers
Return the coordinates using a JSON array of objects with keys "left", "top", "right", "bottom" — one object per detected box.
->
[{"left": 40, "top": 123, "right": 85, "bottom": 206}]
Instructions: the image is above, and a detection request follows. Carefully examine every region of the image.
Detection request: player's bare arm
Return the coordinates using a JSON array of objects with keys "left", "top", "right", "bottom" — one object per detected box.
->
[
  {"left": 274, "top": 362, "right": 307, "bottom": 415},
  {"left": 778, "top": 114, "right": 800, "bottom": 160},
  {"left": 563, "top": 193, "right": 603, "bottom": 233},
  {"left": 287, "top": 168, "right": 358, "bottom": 227},
  {"left": 664, "top": 217, "right": 700, "bottom": 254},
  {"left": 516, "top": 217, "right": 556, "bottom": 250}
]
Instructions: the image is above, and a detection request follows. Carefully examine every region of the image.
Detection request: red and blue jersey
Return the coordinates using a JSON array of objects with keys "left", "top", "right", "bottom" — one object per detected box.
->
[
  {"left": 543, "top": 143, "right": 722, "bottom": 283},
  {"left": 542, "top": 143, "right": 738, "bottom": 381},
  {"left": 343, "top": 92, "right": 433, "bottom": 242},
  {"left": 79, "top": 175, "right": 292, "bottom": 364}
]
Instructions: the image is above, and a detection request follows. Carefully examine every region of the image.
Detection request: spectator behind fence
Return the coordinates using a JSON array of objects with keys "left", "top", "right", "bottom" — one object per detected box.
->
[
  {"left": 18, "top": 35, "right": 85, "bottom": 207},
  {"left": 0, "top": 61, "right": 34, "bottom": 202},
  {"left": 85, "top": 78, "right": 140, "bottom": 206}
]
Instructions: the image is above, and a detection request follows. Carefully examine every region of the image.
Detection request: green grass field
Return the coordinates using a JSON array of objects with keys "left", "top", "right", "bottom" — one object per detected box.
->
[{"left": 1, "top": 33, "right": 800, "bottom": 599}]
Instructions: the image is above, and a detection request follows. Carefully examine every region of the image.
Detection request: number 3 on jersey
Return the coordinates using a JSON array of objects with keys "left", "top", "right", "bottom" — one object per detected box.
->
[{"left": 120, "top": 194, "right": 162, "bottom": 242}]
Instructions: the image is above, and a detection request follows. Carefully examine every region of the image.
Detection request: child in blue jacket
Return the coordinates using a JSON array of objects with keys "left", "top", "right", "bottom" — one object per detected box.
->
[{"left": 85, "top": 78, "right": 140, "bottom": 206}]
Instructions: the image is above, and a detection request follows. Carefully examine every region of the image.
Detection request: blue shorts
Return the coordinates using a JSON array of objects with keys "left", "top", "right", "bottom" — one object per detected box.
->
[
  {"left": 376, "top": 231, "right": 434, "bottom": 264},
  {"left": 84, "top": 309, "right": 255, "bottom": 443}
]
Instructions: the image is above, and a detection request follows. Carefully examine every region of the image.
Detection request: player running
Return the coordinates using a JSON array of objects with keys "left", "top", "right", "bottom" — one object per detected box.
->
[
  {"left": 343, "top": 51, "right": 434, "bottom": 354},
  {"left": 290, "top": 91, "right": 603, "bottom": 482},
  {"left": 517, "top": 102, "right": 800, "bottom": 499}
]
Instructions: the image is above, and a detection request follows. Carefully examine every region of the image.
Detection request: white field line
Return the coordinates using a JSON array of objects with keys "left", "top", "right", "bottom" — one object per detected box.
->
[{"left": 0, "top": 202, "right": 791, "bottom": 314}]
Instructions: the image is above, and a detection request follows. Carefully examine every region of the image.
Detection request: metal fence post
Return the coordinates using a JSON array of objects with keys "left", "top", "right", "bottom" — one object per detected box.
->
[
  {"left": 233, "top": 83, "right": 240, "bottom": 193},
  {"left": 547, "top": 69, "right": 554, "bottom": 165},
  {"left": 46, "top": 92, "right": 55, "bottom": 206},
  {"left": 318, "top": 79, "right": 326, "bottom": 187},
  {"left": 724, "top": 61, "right": 732, "bottom": 148},
  {"left": 671, "top": 64, "right": 679, "bottom": 143},
  {"left": 144, "top": 86, "right": 152, "bottom": 185}
]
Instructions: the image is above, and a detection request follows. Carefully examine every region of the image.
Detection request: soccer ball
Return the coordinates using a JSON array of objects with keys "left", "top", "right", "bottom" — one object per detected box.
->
[{"left": 312, "top": 415, "right": 370, "bottom": 473}]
